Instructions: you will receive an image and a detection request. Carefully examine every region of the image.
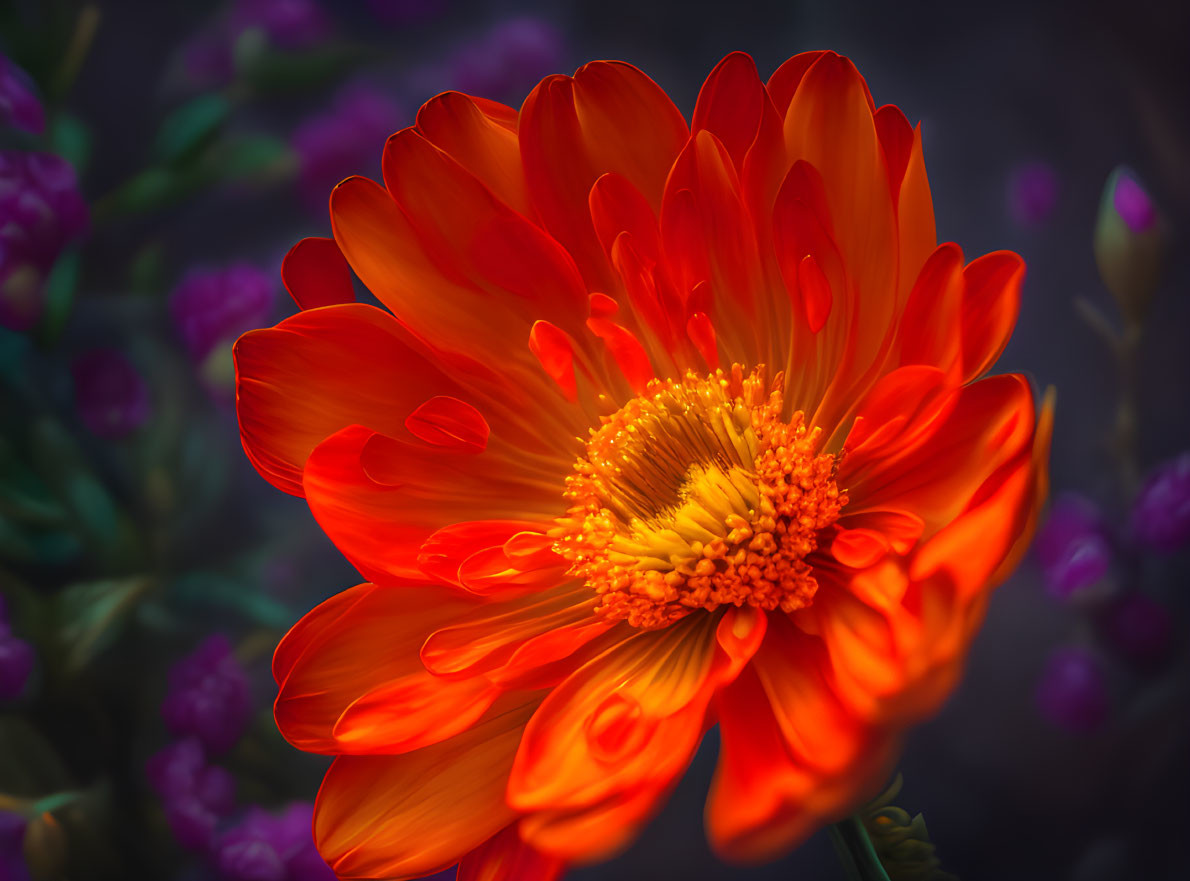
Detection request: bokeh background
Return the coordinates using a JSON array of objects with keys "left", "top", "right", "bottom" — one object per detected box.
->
[{"left": 1, "top": 1, "right": 1188, "bottom": 880}]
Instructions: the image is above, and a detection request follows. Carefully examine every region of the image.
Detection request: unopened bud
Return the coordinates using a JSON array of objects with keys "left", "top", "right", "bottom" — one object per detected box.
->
[{"left": 1093, "top": 166, "right": 1165, "bottom": 324}]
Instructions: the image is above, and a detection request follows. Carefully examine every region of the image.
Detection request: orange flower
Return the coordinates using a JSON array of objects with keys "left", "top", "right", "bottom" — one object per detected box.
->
[{"left": 236, "top": 51, "right": 1052, "bottom": 879}]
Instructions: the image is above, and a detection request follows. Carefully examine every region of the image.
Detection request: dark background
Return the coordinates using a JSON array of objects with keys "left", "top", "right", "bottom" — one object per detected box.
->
[{"left": 1, "top": 1, "right": 1188, "bottom": 880}]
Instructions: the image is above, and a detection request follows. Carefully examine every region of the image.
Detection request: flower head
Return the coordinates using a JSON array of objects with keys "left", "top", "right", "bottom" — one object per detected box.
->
[
  {"left": 147, "top": 738, "right": 238, "bottom": 851},
  {"left": 0, "top": 52, "right": 45, "bottom": 135},
  {"left": 162, "top": 635, "right": 252, "bottom": 754},
  {"left": 237, "top": 51, "right": 1051, "bottom": 876},
  {"left": 216, "top": 804, "right": 335, "bottom": 881},
  {"left": 0, "top": 152, "right": 88, "bottom": 331}
]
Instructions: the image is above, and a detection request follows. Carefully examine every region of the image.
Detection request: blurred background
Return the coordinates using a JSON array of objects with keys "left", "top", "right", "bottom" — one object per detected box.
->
[{"left": 0, "top": 1, "right": 1187, "bottom": 879}]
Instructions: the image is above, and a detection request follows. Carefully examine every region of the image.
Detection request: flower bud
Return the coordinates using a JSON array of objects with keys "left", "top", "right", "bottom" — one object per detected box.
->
[
  {"left": 70, "top": 349, "right": 152, "bottom": 439},
  {"left": 0, "top": 152, "right": 89, "bottom": 331},
  {"left": 0, "top": 52, "right": 45, "bottom": 135},
  {"left": 1035, "top": 647, "right": 1109, "bottom": 734},
  {"left": 1129, "top": 452, "right": 1190, "bottom": 553},
  {"left": 170, "top": 264, "right": 275, "bottom": 364},
  {"left": 1033, "top": 494, "right": 1112, "bottom": 601},
  {"left": 1093, "top": 166, "right": 1164, "bottom": 323}
]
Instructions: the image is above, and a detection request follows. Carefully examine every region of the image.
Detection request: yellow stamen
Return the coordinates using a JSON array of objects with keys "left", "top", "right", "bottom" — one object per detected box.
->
[{"left": 552, "top": 366, "right": 846, "bottom": 629}]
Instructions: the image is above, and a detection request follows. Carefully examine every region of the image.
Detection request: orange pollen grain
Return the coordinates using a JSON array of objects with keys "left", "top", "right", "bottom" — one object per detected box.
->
[{"left": 551, "top": 366, "right": 846, "bottom": 629}]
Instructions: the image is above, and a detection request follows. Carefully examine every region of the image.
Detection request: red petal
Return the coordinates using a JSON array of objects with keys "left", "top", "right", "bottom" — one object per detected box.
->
[
  {"left": 281, "top": 237, "right": 355, "bottom": 310},
  {"left": 405, "top": 396, "right": 490, "bottom": 454}
]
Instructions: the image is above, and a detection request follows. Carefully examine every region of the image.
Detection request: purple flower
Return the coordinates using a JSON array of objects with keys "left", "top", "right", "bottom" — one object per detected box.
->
[
  {"left": 1130, "top": 452, "right": 1190, "bottom": 553},
  {"left": 1111, "top": 168, "right": 1157, "bottom": 234},
  {"left": 1100, "top": 591, "right": 1173, "bottom": 668},
  {"left": 0, "top": 152, "right": 89, "bottom": 331},
  {"left": 365, "top": 0, "right": 447, "bottom": 25},
  {"left": 292, "top": 83, "right": 402, "bottom": 212},
  {"left": 146, "top": 737, "right": 207, "bottom": 800},
  {"left": 162, "top": 635, "right": 252, "bottom": 754},
  {"left": 1033, "top": 494, "right": 1112, "bottom": 600},
  {"left": 1035, "top": 647, "right": 1109, "bottom": 734},
  {"left": 216, "top": 804, "right": 333, "bottom": 881},
  {"left": 0, "top": 634, "right": 34, "bottom": 701},
  {"left": 232, "top": 0, "right": 332, "bottom": 51},
  {"left": 167, "top": 796, "right": 221, "bottom": 852},
  {"left": 448, "top": 17, "right": 565, "bottom": 100},
  {"left": 70, "top": 349, "right": 152, "bottom": 439},
  {"left": 0, "top": 52, "right": 45, "bottom": 135},
  {"left": 170, "top": 264, "right": 275, "bottom": 363},
  {"left": 1006, "top": 160, "right": 1058, "bottom": 227}
]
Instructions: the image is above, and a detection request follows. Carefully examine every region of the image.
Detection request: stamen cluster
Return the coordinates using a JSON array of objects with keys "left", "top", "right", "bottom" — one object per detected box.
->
[{"left": 553, "top": 366, "right": 846, "bottom": 629}]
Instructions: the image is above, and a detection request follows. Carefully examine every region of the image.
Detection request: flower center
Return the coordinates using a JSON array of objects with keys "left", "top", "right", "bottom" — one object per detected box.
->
[{"left": 552, "top": 366, "right": 846, "bottom": 629}]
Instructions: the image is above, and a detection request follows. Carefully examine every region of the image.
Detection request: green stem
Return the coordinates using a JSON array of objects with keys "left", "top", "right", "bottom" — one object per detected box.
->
[{"left": 830, "top": 815, "right": 892, "bottom": 881}]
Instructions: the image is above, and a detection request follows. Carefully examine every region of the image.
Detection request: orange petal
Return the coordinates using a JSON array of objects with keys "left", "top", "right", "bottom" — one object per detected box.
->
[
  {"left": 960, "top": 251, "right": 1024, "bottom": 381},
  {"left": 585, "top": 316, "right": 654, "bottom": 393},
  {"left": 405, "top": 396, "right": 490, "bottom": 454},
  {"left": 692, "top": 52, "right": 766, "bottom": 171},
  {"left": 508, "top": 617, "right": 719, "bottom": 815},
  {"left": 273, "top": 583, "right": 476, "bottom": 753},
  {"left": 302, "top": 426, "right": 560, "bottom": 586},
  {"left": 897, "top": 242, "right": 966, "bottom": 374},
  {"left": 457, "top": 825, "right": 566, "bottom": 881},
  {"left": 234, "top": 304, "right": 461, "bottom": 495},
  {"left": 415, "top": 91, "right": 532, "bottom": 217},
  {"left": 281, "top": 237, "right": 355, "bottom": 310},
  {"left": 418, "top": 520, "right": 546, "bottom": 589},
  {"left": 315, "top": 699, "right": 535, "bottom": 880},
  {"left": 518, "top": 781, "right": 675, "bottom": 863},
  {"left": 520, "top": 62, "right": 689, "bottom": 292}
]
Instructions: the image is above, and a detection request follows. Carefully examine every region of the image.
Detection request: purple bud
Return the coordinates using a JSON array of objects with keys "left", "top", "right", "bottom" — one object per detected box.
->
[
  {"left": 195, "top": 764, "right": 237, "bottom": 817},
  {"left": 165, "top": 796, "right": 219, "bottom": 852},
  {"left": 292, "top": 83, "right": 401, "bottom": 212},
  {"left": 0, "top": 152, "right": 89, "bottom": 331},
  {"left": 146, "top": 737, "right": 206, "bottom": 799},
  {"left": 449, "top": 17, "right": 564, "bottom": 100},
  {"left": 1111, "top": 169, "right": 1156, "bottom": 234},
  {"left": 233, "top": 0, "right": 332, "bottom": 51},
  {"left": 1130, "top": 452, "right": 1190, "bottom": 553},
  {"left": 169, "top": 264, "right": 275, "bottom": 363},
  {"left": 1100, "top": 591, "right": 1173, "bottom": 668},
  {"left": 0, "top": 635, "right": 34, "bottom": 700},
  {"left": 1006, "top": 160, "right": 1059, "bottom": 227},
  {"left": 1035, "top": 647, "right": 1109, "bottom": 734},
  {"left": 216, "top": 812, "right": 289, "bottom": 881},
  {"left": 1033, "top": 494, "right": 1112, "bottom": 600},
  {"left": 70, "top": 349, "right": 152, "bottom": 439},
  {"left": 162, "top": 635, "right": 252, "bottom": 754},
  {"left": 0, "top": 52, "right": 45, "bottom": 135}
]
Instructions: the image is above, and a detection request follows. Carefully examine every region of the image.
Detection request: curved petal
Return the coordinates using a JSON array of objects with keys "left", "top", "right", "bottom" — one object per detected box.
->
[
  {"left": 234, "top": 304, "right": 462, "bottom": 495},
  {"left": 302, "top": 426, "right": 561, "bottom": 587},
  {"left": 415, "top": 91, "right": 532, "bottom": 217},
  {"left": 273, "top": 583, "right": 477, "bottom": 753},
  {"left": 281, "top": 237, "right": 355, "bottom": 310},
  {"left": 457, "top": 825, "right": 566, "bottom": 881},
  {"left": 520, "top": 61, "right": 689, "bottom": 292},
  {"left": 315, "top": 699, "right": 536, "bottom": 880}
]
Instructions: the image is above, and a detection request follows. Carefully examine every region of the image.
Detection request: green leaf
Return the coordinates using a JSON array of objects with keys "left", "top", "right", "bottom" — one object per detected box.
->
[
  {"left": 52, "top": 576, "right": 153, "bottom": 672},
  {"left": 240, "top": 44, "right": 372, "bottom": 93},
  {"left": 36, "top": 248, "right": 81, "bottom": 345},
  {"left": 152, "top": 93, "right": 231, "bottom": 166},
  {"left": 48, "top": 113, "right": 92, "bottom": 174},
  {"left": 216, "top": 134, "right": 294, "bottom": 182},
  {"left": 172, "top": 572, "right": 291, "bottom": 629}
]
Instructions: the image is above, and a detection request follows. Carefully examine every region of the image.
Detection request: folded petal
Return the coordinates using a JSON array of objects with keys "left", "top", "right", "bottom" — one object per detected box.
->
[
  {"left": 273, "top": 583, "right": 477, "bottom": 753},
  {"left": 281, "top": 237, "right": 355, "bottom": 310},
  {"left": 315, "top": 699, "right": 536, "bottom": 880},
  {"left": 235, "top": 304, "right": 462, "bottom": 495}
]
